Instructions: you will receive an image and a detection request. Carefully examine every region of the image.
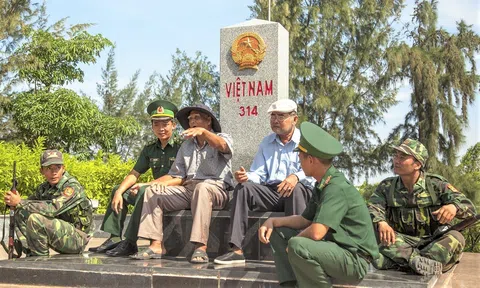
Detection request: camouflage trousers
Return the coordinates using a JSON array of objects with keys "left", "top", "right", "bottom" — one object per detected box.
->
[
  {"left": 373, "top": 231, "right": 465, "bottom": 273},
  {"left": 15, "top": 209, "right": 89, "bottom": 256}
]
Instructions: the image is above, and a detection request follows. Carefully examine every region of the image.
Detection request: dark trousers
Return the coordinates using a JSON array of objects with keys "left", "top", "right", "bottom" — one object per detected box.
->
[
  {"left": 100, "top": 185, "right": 148, "bottom": 243},
  {"left": 228, "top": 182, "right": 312, "bottom": 249}
]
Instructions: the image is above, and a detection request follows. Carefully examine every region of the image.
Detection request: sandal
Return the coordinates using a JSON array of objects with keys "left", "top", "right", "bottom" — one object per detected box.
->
[
  {"left": 129, "top": 248, "right": 164, "bottom": 260},
  {"left": 190, "top": 249, "right": 209, "bottom": 263}
]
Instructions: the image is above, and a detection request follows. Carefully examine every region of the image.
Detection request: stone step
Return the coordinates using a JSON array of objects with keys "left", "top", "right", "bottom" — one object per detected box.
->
[
  {"left": 91, "top": 210, "right": 282, "bottom": 261},
  {"left": 0, "top": 252, "right": 441, "bottom": 288}
]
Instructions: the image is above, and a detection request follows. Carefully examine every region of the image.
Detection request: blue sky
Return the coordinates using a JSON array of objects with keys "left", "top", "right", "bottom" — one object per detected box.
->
[{"left": 45, "top": 0, "right": 479, "bottom": 179}]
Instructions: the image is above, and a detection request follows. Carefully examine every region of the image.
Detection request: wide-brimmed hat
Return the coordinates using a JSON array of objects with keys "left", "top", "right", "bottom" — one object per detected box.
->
[{"left": 176, "top": 104, "right": 221, "bottom": 133}]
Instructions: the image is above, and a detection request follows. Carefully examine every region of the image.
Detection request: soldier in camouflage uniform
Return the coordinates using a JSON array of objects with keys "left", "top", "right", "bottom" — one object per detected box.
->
[
  {"left": 368, "top": 139, "right": 477, "bottom": 275},
  {"left": 3, "top": 150, "right": 92, "bottom": 257}
]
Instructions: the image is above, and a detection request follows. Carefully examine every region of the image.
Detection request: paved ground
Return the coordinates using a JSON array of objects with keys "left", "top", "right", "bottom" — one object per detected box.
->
[{"left": 2, "top": 238, "right": 480, "bottom": 287}]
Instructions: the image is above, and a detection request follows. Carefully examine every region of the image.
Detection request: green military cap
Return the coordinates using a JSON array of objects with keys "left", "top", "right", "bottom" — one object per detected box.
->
[
  {"left": 294, "top": 122, "right": 343, "bottom": 159},
  {"left": 391, "top": 138, "right": 428, "bottom": 166},
  {"left": 147, "top": 100, "right": 178, "bottom": 120},
  {"left": 40, "top": 149, "right": 64, "bottom": 166}
]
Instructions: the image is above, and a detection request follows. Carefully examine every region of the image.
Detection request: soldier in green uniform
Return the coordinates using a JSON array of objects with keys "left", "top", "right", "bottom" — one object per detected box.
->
[
  {"left": 368, "top": 139, "right": 477, "bottom": 275},
  {"left": 3, "top": 150, "right": 93, "bottom": 257},
  {"left": 259, "top": 122, "right": 379, "bottom": 288},
  {"left": 89, "top": 100, "right": 180, "bottom": 257}
]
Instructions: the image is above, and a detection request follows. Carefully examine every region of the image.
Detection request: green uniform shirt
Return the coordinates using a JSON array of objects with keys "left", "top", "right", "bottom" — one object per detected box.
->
[
  {"left": 368, "top": 173, "right": 477, "bottom": 237},
  {"left": 302, "top": 166, "right": 379, "bottom": 261},
  {"left": 133, "top": 139, "right": 179, "bottom": 179}
]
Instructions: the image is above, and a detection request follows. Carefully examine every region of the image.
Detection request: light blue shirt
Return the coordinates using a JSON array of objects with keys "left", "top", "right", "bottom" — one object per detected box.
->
[{"left": 246, "top": 128, "right": 315, "bottom": 188}]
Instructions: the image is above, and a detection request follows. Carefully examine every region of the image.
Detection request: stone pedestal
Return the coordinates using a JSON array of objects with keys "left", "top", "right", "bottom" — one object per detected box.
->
[{"left": 219, "top": 19, "right": 289, "bottom": 172}]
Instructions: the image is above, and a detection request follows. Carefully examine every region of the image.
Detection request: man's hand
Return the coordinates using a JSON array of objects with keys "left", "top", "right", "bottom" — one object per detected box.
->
[
  {"left": 111, "top": 192, "right": 124, "bottom": 214},
  {"left": 234, "top": 166, "right": 248, "bottom": 183},
  {"left": 258, "top": 218, "right": 275, "bottom": 244},
  {"left": 432, "top": 204, "right": 457, "bottom": 224},
  {"left": 277, "top": 174, "right": 299, "bottom": 198},
  {"left": 129, "top": 183, "right": 148, "bottom": 196},
  {"left": 181, "top": 127, "right": 206, "bottom": 139},
  {"left": 4, "top": 191, "right": 20, "bottom": 207},
  {"left": 150, "top": 182, "right": 168, "bottom": 194},
  {"left": 378, "top": 221, "right": 396, "bottom": 246}
]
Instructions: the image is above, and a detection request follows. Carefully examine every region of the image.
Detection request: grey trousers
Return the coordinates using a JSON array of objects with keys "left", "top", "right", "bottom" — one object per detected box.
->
[
  {"left": 228, "top": 182, "right": 312, "bottom": 249},
  {"left": 137, "top": 179, "right": 229, "bottom": 245}
]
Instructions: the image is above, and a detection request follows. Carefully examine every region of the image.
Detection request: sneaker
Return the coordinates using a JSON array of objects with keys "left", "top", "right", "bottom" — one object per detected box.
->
[
  {"left": 410, "top": 256, "right": 443, "bottom": 276},
  {"left": 214, "top": 251, "right": 246, "bottom": 265}
]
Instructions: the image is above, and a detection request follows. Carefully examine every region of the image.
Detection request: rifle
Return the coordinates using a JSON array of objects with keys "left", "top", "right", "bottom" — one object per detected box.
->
[
  {"left": 417, "top": 214, "right": 480, "bottom": 250},
  {"left": 1, "top": 161, "right": 19, "bottom": 259}
]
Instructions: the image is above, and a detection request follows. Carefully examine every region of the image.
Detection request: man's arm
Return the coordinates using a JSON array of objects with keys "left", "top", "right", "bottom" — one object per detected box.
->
[
  {"left": 297, "top": 223, "right": 329, "bottom": 241},
  {"left": 258, "top": 215, "right": 311, "bottom": 244},
  {"left": 113, "top": 170, "right": 140, "bottom": 197},
  {"left": 367, "top": 181, "right": 389, "bottom": 224},
  {"left": 438, "top": 182, "right": 477, "bottom": 219},
  {"left": 17, "top": 182, "right": 83, "bottom": 217},
  {"left": 246, "top": 141, "right": 268, "bottom": 184}
]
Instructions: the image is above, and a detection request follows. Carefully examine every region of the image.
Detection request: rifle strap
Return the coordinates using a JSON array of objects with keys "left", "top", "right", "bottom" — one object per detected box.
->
[{"left": 1, "top": 207, "right": 7, "bottom": 253}]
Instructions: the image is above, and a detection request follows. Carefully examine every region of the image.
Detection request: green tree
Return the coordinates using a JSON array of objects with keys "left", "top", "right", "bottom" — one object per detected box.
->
[
  {"left": 157, "top": 49, "right": 220, "bottom": 114},
  {"left": 16, "top": 27, "right": 112, "bottom": 90},
  {"left": 387, "top": 0, "right": 480, "bottom": 175},
  {"left": 250, "top": 0, "right": 403, "bottom": 179},
  {"left": 455, "top": 142, "right": 480, "bottom": 206},
  {"left": 96, "top": 47, "right": 119, "bottom": 116},
  {"left": 12, "top": 88, "right": 139, "bottom": 153},
  {"left": 0, "top": 0, "right": 45, "bottom": 141}
]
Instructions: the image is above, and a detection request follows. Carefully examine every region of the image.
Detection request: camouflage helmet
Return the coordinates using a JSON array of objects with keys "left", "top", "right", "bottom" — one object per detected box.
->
[{"left": 391, "top": 138, "right": 428, "bottom": 167}]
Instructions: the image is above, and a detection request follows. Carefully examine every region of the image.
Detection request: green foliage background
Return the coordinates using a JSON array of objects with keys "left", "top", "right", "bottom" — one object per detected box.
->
[{"left": 0, "top": 138, "right": 153, "bottom": 213}]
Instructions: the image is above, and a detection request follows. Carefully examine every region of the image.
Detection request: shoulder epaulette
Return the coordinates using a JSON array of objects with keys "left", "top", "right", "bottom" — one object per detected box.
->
[{"left": 425, "top": 173, "right": 448, "bottom": 182}]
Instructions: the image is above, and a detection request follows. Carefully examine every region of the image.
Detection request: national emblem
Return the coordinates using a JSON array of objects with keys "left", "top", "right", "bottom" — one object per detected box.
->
[{"left": 231, "top": 32, "right": 266, "bottom": 70}]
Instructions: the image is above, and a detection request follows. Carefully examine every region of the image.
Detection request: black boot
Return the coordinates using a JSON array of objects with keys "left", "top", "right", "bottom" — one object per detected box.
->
[
  {"left": 88, "top": 237, "right": 121, "bottom": 253},
  {"left": 106, "top": 240, "right": 138, "bottom": 257}
]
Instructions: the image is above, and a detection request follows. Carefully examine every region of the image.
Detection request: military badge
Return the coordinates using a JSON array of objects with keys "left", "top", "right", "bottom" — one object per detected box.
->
[
  {"left": 156, "top": 106, "right": 164, "bottom": 114},
  {"left": 320, "top": 176, "right": 332, "bottom": 190},
  {"left": 47, "top": 151, "right": 58, "bottom": 158},
  {"left": 447, "top": 184, "right": 459, "bottom": 193},
  {"left": 231, "top": 32, "right": 266, "bottom": 70},
  {"left": 63, "top": 187, "right": 74, "bottom": 197}
]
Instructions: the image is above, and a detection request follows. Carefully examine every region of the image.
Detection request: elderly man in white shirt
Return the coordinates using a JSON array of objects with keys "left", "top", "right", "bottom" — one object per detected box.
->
[{"left": 214, "top": 99, "right": 314, "bottom": 265}]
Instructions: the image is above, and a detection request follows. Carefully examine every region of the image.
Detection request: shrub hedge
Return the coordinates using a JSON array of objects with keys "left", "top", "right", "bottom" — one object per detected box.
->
[{"left": 0, "top": 139, "right": 153, "bottom": 213}]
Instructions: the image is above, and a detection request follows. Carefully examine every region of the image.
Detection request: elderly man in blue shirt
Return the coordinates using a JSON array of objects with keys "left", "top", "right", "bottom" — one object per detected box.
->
[{"left": 214, "top": 99, "right": 314, "bottom": 265}]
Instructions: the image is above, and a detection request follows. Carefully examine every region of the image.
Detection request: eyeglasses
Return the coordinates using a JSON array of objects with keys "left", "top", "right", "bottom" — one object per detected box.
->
[{"left": 270, "top": 113, "right": 293, "bottom": 122}]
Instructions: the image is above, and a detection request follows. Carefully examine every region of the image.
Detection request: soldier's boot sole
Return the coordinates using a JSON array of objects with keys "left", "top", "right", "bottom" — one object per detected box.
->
[{"left": 411, "top": 256, "right": 443, "bottom": 276}]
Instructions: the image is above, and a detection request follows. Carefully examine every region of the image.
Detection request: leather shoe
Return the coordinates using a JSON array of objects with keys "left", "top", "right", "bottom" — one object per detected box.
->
[
  {"left": 88, "top": 238, "right": 120, "bottom": 253},
  {"left": 106, "top": 240, "right": 138, "bottom": 257}
]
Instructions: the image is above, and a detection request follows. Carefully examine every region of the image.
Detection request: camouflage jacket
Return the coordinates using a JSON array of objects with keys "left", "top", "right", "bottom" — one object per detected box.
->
[
  {"left": 17, "top": 171, "right": 93, "bottom": 234},
  {"left": 368, "top": 173, "right": 476, "bottom": 237}
]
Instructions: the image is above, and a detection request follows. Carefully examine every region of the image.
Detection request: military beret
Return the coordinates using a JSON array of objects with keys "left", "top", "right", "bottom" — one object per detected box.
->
[
  {"left": 391, "top": 138, "right": 428, "bottom": 166},
  {"left": 147, "top": 100, "right": 178, "bottom": 120},
  {"left": 294, "top": 122, "right": 343, "bottom": 159}
]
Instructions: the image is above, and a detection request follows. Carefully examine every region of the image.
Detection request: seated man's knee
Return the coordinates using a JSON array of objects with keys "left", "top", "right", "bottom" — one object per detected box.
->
[
  {"left": 447, "top": 230, "right": 465, "bottom": 247},
  {"left": 26, "top": 213, "right": 46, "bottom": 230}
]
